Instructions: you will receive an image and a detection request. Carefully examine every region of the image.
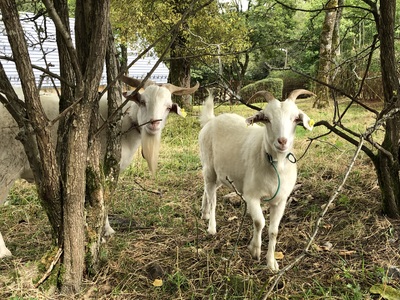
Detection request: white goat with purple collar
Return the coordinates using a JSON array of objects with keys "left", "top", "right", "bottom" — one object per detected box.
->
[
  {"left": 0, "top": 76, "right": 199, "bottom": 258},
  {"left": 199, "top": 89, "right": 314, "bottom": 271}
]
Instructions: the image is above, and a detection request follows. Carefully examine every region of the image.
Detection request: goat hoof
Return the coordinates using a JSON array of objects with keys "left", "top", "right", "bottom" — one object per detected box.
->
[
  {"left": 207, "top": 227, "right": 217, "bottom": 235},
  {"left": 104, "top": 226, "right": 116, "bottom": 237},
  {"left": 267, "top": 259, "right": 279, "bottom": 272},
  {"left": 248, "top": 244, "right": 261, "bottom": 261},
  {"left": 0, "top": 249, "right": 12, "bottom": 258}
]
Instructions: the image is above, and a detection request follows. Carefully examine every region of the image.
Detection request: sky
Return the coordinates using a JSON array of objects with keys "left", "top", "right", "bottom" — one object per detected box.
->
[{"left": 219, "top": 0, "right": 249, "bottom": 11}]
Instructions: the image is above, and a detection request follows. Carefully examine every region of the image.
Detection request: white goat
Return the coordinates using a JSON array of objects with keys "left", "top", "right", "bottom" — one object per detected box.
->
[
  {"left": 199, "top": 89, "right": 314, "bottom": 271},
  {"left": 0, "top": 76, "right": 199, "bottom": 258}
]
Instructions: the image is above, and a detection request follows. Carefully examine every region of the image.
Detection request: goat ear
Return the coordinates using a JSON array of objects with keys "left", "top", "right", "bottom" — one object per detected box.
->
[
  {"left": 123, "top": 91, "right": 143, "bottom": 106},
  {"left": 170, "top": 103, "right": 187, "bottom": 117},
  {"left": 246, "top": 112, "right": 268, "bottom": 125},
  {"left": 298, "top": 110, "right": 314, "bottom": 130}
]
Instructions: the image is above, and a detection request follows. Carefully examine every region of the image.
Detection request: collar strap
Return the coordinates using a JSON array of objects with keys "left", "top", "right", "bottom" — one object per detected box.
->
[
  {"left": 262, "top": 152, "right": 296, "bottom": 202},
  {"left": 266, "top": 152, "right": 297, "bottom": 165}
]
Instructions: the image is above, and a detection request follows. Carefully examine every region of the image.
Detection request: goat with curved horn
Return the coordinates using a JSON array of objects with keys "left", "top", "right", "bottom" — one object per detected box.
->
[{"left": 198, "top": 87, "right": 314, "bottom": 272}]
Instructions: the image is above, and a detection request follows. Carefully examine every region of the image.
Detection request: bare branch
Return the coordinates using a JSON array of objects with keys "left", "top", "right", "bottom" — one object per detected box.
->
[
  {"left": 42, "top": 0, "right": 83, "bottom": 86},
  {"left": 314, "top": 120, "right": 376, "bottom": 161},
  {"left": 34, "top": 248, "right": 63, "bottom": 288},
  {"left": 0, "top": 55, "right": 73, "bottom": 87},
  {"left": 274, "top": 0, "right": 375, "bottom": 14}
]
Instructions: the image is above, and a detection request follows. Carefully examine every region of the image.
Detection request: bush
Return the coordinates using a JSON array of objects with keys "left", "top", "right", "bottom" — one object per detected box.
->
[
  {"left": 240, "top": 78, "right": 283, "bottom": 103},
  {"left": 270, "top": 71, "right": 312, "bottom": 99}
]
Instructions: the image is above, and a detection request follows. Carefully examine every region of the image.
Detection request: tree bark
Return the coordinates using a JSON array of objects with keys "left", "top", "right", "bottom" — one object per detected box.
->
[
  {"left": 104, "top": 24, "right": 122, "bottom": 188},
  {"left": 168, "top": 0, "right": 192, "bottom": 109},
  {"left": 169, "top": 34, "right": 192, "bottom": 109},
  {"left": 314, "top": 0, "right": 338, "bottom": 108},
  {"left": 56, "top": 0, "right": 110, "bottom": 293},
  {"left": 332, "top": 0, "right": 343, "bottom": 58},
  {"left": 374, "top": 0, "right": 400, "bottom": 218}
]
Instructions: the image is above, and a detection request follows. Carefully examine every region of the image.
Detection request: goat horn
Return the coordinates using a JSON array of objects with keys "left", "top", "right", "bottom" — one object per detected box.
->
[
  {"left": 121, "top": 75, "right": 156, "bottom": 89},
  {"left": 247, "top": 90, "right": 275, "bottom": 104},
  {"left": 161, "top": 82, "right": 200, "bottom": 95},
  {"left": 287, "top": 89, "right": 315, "bottom": 102}
]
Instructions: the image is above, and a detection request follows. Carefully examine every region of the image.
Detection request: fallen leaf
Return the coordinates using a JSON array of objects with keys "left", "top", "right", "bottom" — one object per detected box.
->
[
  {"left": 370, "top": 283, "right": 400, "bottom": 300},
  {"left": 320, "top": 241, "right": 333, "bottom": 251},
  {"left": 338, "top": 250, "right": 356, "bottom": 256},
  {"left": 274, "top": 252, "right": 284, "bottom": 260},
  {"left": 321, "top": 203, "right": 336, "bottom": 211},
  {"left": 153, "top": 279, "right": 163, "bottom": 287},
  {"left": 312, "top": 244, "right": 323, "bottom": 252},
  {"left": 228, "top": 216, "right": 238, "bottom": 221}
]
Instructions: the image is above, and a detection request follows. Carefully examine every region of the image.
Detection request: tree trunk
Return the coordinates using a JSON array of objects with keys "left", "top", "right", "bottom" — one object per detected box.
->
[
  {"left": 119, "top": 43, "right": 128, "bottom": 75},
  {"left": 57, "top": 0, "right": 110, "bottom": 293},
  {"left": 104, "top": 24, "right": 122, "bottom": 189},
  {"left": 314, "top": 0, "right": 338, "bottom": 108},
  {"left": 332, "top": 0, "right": 343, "bottom": 58},
  {"left": 0, "top": 0, "right": 63, "bottom": 237},
  {"left": 375, "top": 0, "right": 400, "bottom": 218},
  {"left": 1, "top": 0, "right": 114, "bottom": 294},
  {"left": 169, "top": 35, "right": 192, "bottom": 110}
]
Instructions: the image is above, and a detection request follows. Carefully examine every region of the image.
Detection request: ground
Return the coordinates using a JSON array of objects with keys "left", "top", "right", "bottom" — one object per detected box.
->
[{"left": 1, "top": 100, "right": 399, "bottom": 299}]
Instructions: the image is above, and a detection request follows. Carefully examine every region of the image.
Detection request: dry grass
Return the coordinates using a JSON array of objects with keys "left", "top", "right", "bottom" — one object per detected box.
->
[{"left": 1, "top": 99, "right": 400, "bottom": 299}]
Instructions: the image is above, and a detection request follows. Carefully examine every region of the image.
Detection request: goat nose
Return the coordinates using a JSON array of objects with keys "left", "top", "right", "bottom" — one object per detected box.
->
[
  {"left": 151, "top": 119, "right": 161, "bottom": 125},
  {"left": 150, "top": 119, "right": 161, "bottom": 129},
  {"left": 278, "top": 137, "right": 287, "bottom": 146}
]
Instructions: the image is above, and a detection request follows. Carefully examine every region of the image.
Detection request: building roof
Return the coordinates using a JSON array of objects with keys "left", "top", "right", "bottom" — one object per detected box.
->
[{"left": 0, "top": 12, "right": 169, "bottom": 87}]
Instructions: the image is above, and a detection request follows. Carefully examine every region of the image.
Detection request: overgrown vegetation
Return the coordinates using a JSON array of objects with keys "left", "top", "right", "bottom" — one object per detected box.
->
[{"left": 1, "top": 100, "right": 399, "bottom": 299}]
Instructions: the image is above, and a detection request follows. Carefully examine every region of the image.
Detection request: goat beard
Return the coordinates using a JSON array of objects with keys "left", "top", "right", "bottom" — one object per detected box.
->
[{"left": 141, "top": 130, "right": 161, "bottom": 176}]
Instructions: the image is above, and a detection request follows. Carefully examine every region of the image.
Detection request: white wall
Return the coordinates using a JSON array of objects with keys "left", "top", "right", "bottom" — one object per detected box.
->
[{"left": 0, "top": 12, "right": 169, "bottom": 87}]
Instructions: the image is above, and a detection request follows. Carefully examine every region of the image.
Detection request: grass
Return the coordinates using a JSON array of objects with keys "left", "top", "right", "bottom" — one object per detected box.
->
[{"left": 1, "top": 98, "right": 400, "bottom": 299}]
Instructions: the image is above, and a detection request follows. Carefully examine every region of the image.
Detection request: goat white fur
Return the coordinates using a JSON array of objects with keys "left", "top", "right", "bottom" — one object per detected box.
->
[
  {"left": 0, "top": 76, "right": 199, "bottom": 258},
  {"left": 199, "top": 89, "right": 314, "bottom": 271}
]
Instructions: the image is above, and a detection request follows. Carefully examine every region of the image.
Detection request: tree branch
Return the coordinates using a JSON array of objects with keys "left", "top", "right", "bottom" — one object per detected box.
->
[
  {"left": 0, "top": 55, "right": 74, "bottom": 87},
  {"left": 314, "top": 120, "right": 376, "bottom": 161},
  {"left": 42, "top": 0, "right": 83, "bottom": 87},
  {"left": 274, "top": 0, "right": 375, "bottom": 14}
]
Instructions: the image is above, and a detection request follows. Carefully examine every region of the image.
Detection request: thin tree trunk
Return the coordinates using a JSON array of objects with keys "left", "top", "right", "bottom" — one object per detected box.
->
[
  {"left": 375, "top": 0, "right": 400, "bottom": 218},
  {"left": 169, "top": 35, "right": 192, "bottom": 109},
  {"left": 332, "top": 0, "right": 343, "bottom": 57},
  {"left": 104, "top": 24, "right": 122, "bottom": 189},
  {"left": 314, "top": 0, "right": 338, "bottom": 108}
]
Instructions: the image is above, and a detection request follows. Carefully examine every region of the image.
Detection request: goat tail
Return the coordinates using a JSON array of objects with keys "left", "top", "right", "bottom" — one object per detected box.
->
[{"left": 200, "top": 91, "right": 215, "bottom": 127}]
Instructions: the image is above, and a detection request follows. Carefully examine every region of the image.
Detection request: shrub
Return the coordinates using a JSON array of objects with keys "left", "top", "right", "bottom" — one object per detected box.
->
[{"left": 240, "top": 78, "right": 283, "bottom": 103}]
